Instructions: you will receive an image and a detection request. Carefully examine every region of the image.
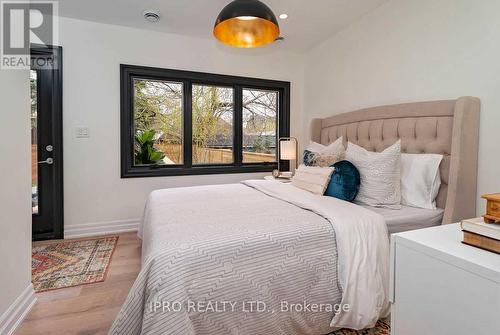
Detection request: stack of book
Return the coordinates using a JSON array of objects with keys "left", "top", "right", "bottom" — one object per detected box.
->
[{"left": 461, "top": 217, "right": 500, "bottom": 254}]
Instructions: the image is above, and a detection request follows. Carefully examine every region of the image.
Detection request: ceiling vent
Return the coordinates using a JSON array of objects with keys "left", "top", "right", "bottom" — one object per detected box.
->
[{"left": 143, "top": 10, "right": 160, "bottom": 23}]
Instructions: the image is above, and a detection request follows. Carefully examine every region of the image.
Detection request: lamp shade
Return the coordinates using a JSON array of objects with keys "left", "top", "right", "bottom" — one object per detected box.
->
[
  {"left": 213, "top": 0, "right": 280, "bottom": 48},
  {"left": 280, "top": 140, "right": 296, "bottom": 160}
]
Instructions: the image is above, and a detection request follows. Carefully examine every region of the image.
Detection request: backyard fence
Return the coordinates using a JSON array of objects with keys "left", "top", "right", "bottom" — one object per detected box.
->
[{"left": 156, "top": 143, "right": 275, "bottom": 164}]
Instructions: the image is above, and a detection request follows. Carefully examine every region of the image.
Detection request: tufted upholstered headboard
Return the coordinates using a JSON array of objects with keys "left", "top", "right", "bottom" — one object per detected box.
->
[{"left": 310, "top": 97, "right": 480, "bottom": 224}]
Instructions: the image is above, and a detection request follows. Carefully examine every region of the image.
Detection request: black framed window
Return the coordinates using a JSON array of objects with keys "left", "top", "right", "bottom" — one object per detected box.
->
[{"left": 120, "top": 64, "right": 290, "bottom": 178}]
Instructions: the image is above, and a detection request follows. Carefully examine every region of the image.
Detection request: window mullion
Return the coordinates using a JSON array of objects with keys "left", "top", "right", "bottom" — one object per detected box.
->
[
  {"left": 234, "top": 85, "right": 243, "bottom": 166},
  {"left": 279, "top": 88, "right": 290, "bottom": 171},
  {"left": 183, "top": 81, "right": 193, "bottom": 168}
]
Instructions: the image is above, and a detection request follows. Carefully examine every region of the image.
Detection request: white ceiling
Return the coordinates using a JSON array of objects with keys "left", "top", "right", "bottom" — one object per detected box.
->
[{"left": 58, "top": 0, "right": 388, "bottom": 52}]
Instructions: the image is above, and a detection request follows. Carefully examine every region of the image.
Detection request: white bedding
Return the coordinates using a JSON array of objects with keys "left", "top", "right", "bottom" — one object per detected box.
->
[
  {"left": 242, "top": 180, "right": 390, "bottom": 329},
  {"left": 109, "top": 181, "right": 390, "bottom": 334},
  {"left": 363, "top": 205, "right": 444, "bottom": 234}
]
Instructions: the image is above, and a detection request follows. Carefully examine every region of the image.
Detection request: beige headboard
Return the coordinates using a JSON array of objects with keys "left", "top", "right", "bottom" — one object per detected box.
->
[{"left": 310, "top": 96, "right": 480, "bottom": 224}]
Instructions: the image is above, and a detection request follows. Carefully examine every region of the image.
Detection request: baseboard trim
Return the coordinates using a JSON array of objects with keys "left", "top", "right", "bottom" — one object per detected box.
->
[
  {"left": 64, "top": 219, "right": 140, "bottom": 239},
  {"left": 0, "top": 283, "right": 36, "bottom": 335}
]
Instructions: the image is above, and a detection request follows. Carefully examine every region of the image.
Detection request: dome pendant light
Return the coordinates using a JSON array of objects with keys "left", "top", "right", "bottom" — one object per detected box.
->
[{"left": 213, "top": 0, "right": 280, "bottom": 48}]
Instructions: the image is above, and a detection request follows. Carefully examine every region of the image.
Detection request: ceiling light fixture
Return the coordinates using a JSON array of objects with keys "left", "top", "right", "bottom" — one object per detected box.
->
[
  {"left": 213, "top": 0, "right": 280, "bottom": 48},
  {"left": 279, "top": 13, "right": 288, "bottom": 20}
]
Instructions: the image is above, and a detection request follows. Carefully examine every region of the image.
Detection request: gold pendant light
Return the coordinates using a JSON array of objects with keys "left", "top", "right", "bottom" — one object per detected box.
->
[{"left": 213, "top": 0, "right": 280, "bottom": 48}]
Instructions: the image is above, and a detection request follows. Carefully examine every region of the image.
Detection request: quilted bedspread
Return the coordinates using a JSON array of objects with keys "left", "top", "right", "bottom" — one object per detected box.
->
[{"left": 109, "top": 181, "right": 389, "bottom": 335}]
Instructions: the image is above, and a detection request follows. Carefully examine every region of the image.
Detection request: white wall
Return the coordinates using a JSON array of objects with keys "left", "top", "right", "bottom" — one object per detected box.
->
[
  {"left": 59, "top": 17, "right": 305, "bottom": 235},
  {"left": 0, "top": 70, "right": 31, "bottom": 315},
  {"left": 304, "top": 0, "right": 500, "bottom": 213}
]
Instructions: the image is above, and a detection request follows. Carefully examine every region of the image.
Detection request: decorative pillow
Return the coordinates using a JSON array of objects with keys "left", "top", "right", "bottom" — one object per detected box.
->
[
  {"left": 303, "top": 150, "right": 317, "bottom": 166},
  {"left": 303, "top": 137, "right": 345, "bottom": 167},
  {"left": 324, "top": 160, "right": 360, "bottom": 202},
  {"left": 305, "top": 137, "right": 344, "bottom": 155},
  {"left": 400, "top": 153, "right": 443, "bottom": 209},
  {"left": 304, "top": 150, "right": 345, "bottom": 167},
  {"left": 345, "top": 141, "right": 402, "bottom": 209},
  {"left": 291, "top": 164, "right": 334, "bottom": 195}
]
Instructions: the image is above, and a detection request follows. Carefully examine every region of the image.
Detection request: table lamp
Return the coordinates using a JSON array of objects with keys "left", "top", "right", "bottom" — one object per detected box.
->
[{"left": 273, "top": 137, "right": 298, "bottom": 179}]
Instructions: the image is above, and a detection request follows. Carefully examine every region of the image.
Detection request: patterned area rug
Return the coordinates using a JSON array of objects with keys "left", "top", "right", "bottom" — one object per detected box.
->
[
  {"left": 328, "top": 319, "right": 390, "bottom": 335},
  {"left": 32, "top": 236, "right": 118, "bottom": 292}
]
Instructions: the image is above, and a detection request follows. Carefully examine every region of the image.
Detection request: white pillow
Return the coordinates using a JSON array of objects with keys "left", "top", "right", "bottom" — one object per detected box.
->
[
  {"left": 400, "top": 153, "right": 442, "bottom": 210},
  {"left": 305, "top": 137, "right": 344, "bottom": 155},
  {"left": 291, "top": 164, "right": 334, "bottom": 195},
  {"left": 304, "top": 137, "right": 345, "bottom": 167},
  {"left": 346, "top": 141, "right": 402, "bottom": 209}
]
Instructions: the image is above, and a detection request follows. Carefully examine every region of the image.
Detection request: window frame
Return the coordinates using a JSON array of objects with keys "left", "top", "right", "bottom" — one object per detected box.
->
[{"left": 120, "top": 64, "right": 290, "bottom": 178}]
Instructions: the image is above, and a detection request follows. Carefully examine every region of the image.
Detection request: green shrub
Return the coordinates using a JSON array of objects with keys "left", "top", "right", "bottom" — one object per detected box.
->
[{"left": 134, "top": 130, "right": 165, "bottom": 165}]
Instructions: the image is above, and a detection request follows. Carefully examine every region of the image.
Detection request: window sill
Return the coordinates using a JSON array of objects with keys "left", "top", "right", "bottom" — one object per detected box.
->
[{"left": 121, "top": 164, "right": 277, "bottom": 178}]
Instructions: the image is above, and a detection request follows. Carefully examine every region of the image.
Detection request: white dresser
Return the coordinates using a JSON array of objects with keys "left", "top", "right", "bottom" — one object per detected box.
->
[{"left": 390, "top": 223, "right": 500, "bottom": 335}]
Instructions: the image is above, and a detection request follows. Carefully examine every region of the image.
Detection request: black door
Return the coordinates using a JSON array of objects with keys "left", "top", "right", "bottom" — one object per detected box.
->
[{"left": 31, "top": 45, "right": 63, "bottom": 240}]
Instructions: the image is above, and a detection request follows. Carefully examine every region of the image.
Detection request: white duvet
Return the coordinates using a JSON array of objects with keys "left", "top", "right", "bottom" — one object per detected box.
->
[
  {"left": 242, "top": 180, "right": 390, "bottom": 329},
  {"left": 109, "top": 180, "right": 390, "bottom": 334}
]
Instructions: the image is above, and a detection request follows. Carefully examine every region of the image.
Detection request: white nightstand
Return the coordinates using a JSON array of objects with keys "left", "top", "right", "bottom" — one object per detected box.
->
[
  {"left": 390, "top": 223, "right": 500, "bottom": 335},
  {"left": 264, "top": 175, "right": 292, "bottom": 183}
]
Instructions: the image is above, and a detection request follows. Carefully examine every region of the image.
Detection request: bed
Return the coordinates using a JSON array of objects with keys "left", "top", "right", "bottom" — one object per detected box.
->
[
  {"left": 310, "top": 96, "right": 480, "bottom": 225},
  {"left": 109, "top": 97, "right": 480, "bottom": 335}
]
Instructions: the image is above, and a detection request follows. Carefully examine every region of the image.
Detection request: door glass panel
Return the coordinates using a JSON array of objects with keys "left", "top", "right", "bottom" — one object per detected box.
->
[
  {"left": 242, "top": 88, "right": 278, "bottom": 163},
  {"left": 133, "top": 79, "right": 184, "bottom": 166},
  {"left": 30, "top": 70, "right": 38, "bottom": 214},
  {"left": 192, "top": 85, "right": 234, "bottom": 165}
]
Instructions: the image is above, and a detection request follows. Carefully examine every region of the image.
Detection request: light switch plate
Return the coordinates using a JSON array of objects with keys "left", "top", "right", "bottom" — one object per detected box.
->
[{"left": 76, "top": 126, "right": 90, "bottom": 138}]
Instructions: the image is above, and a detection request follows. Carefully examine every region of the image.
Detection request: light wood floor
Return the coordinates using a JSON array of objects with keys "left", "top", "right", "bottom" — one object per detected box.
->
[{"left": 16, "top": 232, "right": 142, "bottom": 335}]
